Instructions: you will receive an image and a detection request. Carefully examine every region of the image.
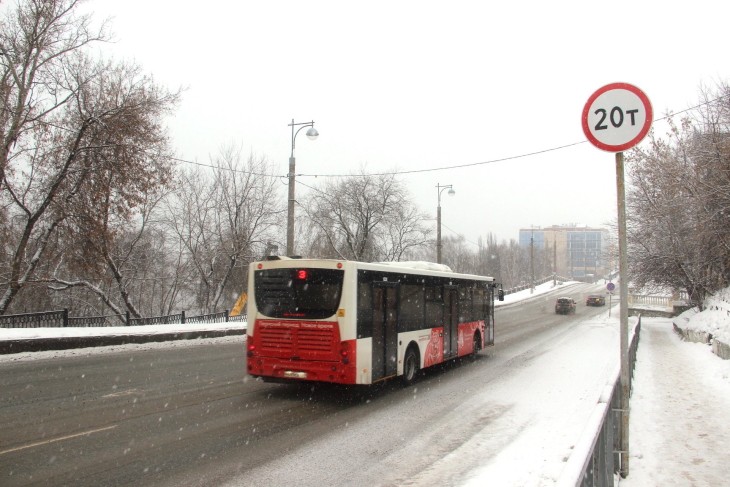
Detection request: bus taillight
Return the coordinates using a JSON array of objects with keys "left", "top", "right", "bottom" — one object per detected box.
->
[
  {"left": 247, "top": 344, "right": 256, "bottom": 357},
  {"left": 340, "top": 342, "right": 350, "bottom": 364}
]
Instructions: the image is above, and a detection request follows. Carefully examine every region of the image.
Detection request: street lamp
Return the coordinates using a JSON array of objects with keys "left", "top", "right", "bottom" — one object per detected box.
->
[
  {"left": 436, "top": 184, "right": 455, "bottom": 264},
  {"left": 286, "top": 119, "right": 319, "bottom": 256}
]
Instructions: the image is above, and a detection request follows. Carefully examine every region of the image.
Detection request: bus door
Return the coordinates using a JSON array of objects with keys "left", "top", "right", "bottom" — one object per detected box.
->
[
  {"left": 372, "top": 283, "right": 399, "bottom": 380},
  {"left": 487, "top": 286, "right": 495, "bottom": 345},
  {"left": 443, "top": 286, "right": 459, "bottom": 359}
]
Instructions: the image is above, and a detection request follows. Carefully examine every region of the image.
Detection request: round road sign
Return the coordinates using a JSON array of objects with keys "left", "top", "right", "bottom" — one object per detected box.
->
[
  {"left": 606, "top": 282, "right": 616, "bottom": 292},
  {"left": 582, "top": 83, "right": 653, "bottom": 152}
]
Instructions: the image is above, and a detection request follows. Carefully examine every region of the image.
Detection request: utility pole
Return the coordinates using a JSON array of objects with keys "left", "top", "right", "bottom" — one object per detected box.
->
[
  {"left": 529, "top": 225, "right": 539, "bottom": 294},
  {"left": 553, "top": 236, "right": 557, "bottom": 286}
]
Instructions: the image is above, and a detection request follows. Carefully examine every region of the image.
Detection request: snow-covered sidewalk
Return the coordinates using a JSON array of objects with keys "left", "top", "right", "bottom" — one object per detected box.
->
[{"left": 621, "top": 318, "right": 730, "bottom": 487}]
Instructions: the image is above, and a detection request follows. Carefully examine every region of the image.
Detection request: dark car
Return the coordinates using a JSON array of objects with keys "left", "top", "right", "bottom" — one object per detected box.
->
[
  {"left": 586, "top": 294, "right": 606, "bottom": 306},
  {"left": 555, "top": 297, "right": 576, "bottom": 314}
]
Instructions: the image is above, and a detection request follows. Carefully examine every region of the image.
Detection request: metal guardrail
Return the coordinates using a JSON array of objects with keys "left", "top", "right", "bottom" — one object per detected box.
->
[
  {"left": 67, "top": 314, "right": 126, "bottom": 327},
  {"left": 0, "top": 309, "right": 247, "bottom": 328},
  {"left": 557, "top": 315, "right": 642, "bottom": 487},
  {"left": 504, "top": 275, "right": 571, "bottom": 295},
  {"left": 128, "top": 313, "right": 184, "bottom": 326},
  {"left": 0, "top": 309, "right": 68, "bottom": 328}
]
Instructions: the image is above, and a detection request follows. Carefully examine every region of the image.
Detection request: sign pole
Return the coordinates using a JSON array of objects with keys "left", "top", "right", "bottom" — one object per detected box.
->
[
  {"left": 583, "top": 82, "right": 651, "bottom": 481},
  {"left": 616, "top": 150, "right": 630, "bottom": 478}
]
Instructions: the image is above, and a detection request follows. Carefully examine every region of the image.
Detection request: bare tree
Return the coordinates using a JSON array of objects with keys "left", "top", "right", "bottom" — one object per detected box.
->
[
  {"left": 0, "top": 0, "right": 110, "bottom": 190},
  {"left": 165, "top": 146, "right": 281, "bottom": 313},
  {"left": 626, "top": 81, "right": 730, "bottom": 305},
  {"left": 42, "top": 190, "right": 182, "bottom": 319},
  {"left": 0, "top": 49, "right": 180, "bottom": 314},
  {"left": 439, "top": 234, "right": 475, "bottom": 273},
  {"left": 301, "top": 169, "right": 430, "bottom": 262}
]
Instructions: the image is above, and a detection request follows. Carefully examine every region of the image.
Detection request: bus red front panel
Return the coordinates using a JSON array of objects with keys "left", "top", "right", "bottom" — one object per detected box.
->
[{"left": 247, "top": 320, "right": 357, "bottom": 384}]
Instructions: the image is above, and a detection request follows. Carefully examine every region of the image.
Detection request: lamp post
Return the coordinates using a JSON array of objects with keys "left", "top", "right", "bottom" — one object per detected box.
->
[
  {"left": 436, "top": 184, "right": 455, "bottom": 264},
  {"left": 286, "top": 119, "right": 319, "bottom": 256}
]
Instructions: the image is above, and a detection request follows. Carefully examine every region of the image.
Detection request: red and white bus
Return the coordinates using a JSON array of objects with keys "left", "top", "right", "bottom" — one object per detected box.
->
[{"left": 246, "top": 257, "right": 503, "bottom": 385}]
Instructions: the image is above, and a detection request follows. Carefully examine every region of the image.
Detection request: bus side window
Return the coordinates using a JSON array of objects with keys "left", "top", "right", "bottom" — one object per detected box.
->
[
  {"left": 459, "top": 286, "right": 474, "bottom": 323},
  {"left": 399, "top": 284, "right": 424, "bottom": 332},
  {"left": 425, "top": 284, "right": 443, "bottom": 329},
  {"left": 357, "top": 281, "right": 373, "bottom": 338},
  {"left": 473, "top": 288, "right": 486, "bottom": 320}
]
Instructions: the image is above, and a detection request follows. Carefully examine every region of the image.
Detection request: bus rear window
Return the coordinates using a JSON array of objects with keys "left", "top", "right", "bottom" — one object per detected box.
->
[{"left": 254, "top": 268, "right": 344, "bottom": 319}]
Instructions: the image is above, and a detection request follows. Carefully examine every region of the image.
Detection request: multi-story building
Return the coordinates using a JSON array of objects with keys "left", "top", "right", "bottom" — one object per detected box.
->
[{"left": 519, "top": 224, "right": 610, "bottom": 281}]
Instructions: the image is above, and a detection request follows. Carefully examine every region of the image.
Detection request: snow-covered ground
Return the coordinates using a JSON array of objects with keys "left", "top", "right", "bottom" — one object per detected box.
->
[
  {"left": 620, "top": 318, "right": 730, "bottom": 487},
  {"left": 674, "top": 286, "right": 730, "bottom": 344},
  {"left": 2, "top": 282, "right": 730, "bottom": 485},
  {"left": 0, "top": 319, "right": 245, "bottom": 341},
  {"left": 498, "top": 280, "right": 584, "bottom": 306}
]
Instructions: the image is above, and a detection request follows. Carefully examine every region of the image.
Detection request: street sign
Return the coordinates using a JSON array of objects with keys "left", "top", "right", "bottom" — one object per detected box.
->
[
  {"left": 582, "top": 82, "right": 653, "bottom": 152},
  {"left": 606, "top": 282, "right": 616, "bottom": 292}
]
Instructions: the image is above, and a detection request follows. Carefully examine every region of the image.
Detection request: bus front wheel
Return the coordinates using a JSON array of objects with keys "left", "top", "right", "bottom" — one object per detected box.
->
[{"left": 402, "top": 347, "right": 419, "bottom": 386}]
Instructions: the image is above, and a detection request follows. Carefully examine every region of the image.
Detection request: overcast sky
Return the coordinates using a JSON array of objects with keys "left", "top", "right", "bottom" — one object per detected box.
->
[{"left": 83, "top": 0, "right": 730, "bottom": 248}]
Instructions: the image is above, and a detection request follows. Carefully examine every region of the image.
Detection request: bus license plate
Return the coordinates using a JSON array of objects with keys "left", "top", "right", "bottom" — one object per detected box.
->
[{"left": 284, "top": 371, "right": 307, "bottom": 379}]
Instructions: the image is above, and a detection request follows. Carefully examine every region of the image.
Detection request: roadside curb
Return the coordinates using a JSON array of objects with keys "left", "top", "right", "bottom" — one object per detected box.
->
[{"left": 0, "top": 328, "right": 247, "bottom": 355}]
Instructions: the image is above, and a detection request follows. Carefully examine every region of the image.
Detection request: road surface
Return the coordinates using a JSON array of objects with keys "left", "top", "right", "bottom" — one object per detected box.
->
[{"left": 0, "top": 282, "right": 614, "bottom": 486}]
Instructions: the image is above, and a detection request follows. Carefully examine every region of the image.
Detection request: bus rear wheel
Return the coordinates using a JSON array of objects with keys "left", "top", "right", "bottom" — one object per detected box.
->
[
  {"left": 471, "top": 333, "right": 481, "bottom": 361},
  {"left": 402, "top": 347, "right": 419, "bottom": 386}
]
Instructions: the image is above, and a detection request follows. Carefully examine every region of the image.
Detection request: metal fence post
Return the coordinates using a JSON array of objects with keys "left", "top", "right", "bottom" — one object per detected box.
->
[
  {"left": 181, "top": 310, "right": 186, "bottom": 324},
  {"left": 126, "top": 311, "right": 130, "bottom": 326},
  {"left": 63, "top": 308, "right": 68, "bottom": 327},
  {"left": 225, "top": 310, "right": 229, "bottom": 322}
]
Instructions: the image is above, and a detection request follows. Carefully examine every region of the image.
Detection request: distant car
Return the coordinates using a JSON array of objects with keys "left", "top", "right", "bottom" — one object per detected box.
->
[
  {"left": 586, "top": 294, "right": 606, "bottom": 306},
  {"left": 555, "top": 297, "right": 576, "bottom": 314}
]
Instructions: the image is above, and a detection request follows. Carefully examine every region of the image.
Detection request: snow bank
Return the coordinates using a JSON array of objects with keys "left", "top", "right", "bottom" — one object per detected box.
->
[
  {"left": 676, "top": 286, "right": 730, "bottom": 346},
  {"left": 0, "top": 321, "right": 246, "bottom": 341}
]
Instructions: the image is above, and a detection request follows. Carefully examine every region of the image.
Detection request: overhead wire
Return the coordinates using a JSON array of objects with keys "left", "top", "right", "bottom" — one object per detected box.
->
[
  {"left": 163, "top": 91, "right": 730, "bottom": 179},
  {"left": 23, "top": 91, "right": 730, "bottom": 180}
]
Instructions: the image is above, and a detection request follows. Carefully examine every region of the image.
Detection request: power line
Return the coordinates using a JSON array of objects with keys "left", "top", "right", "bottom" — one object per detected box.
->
[
  {"left": 168, "top": 157, "right": 281, "bottom": 178},
  {"left": 300, "top": 141, "right": 587, "bottom": 178},
  {"left": 166, "top": 92, "right": 730, "bottom": 179},
  {"left": 439, "top": 222, "right": 481, "bottom": 248},
  {"left": 31, "top": 92, "right": 724, "bottom": 179}
]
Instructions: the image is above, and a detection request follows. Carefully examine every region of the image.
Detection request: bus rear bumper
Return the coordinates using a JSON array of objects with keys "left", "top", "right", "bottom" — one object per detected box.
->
[{"left": 248, "top": 357, "right": 357, "bottom": 385}]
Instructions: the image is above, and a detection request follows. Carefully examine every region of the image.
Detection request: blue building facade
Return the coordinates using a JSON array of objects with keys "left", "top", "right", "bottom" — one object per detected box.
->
[{"left": 518, "top": 225, "right": 610, "bottom": 280}]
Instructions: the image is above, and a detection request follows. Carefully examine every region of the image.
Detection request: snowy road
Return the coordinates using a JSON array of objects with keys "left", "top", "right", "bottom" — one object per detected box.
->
[{"left": 0, "top": 282, "right": 621, "bottom": 486}]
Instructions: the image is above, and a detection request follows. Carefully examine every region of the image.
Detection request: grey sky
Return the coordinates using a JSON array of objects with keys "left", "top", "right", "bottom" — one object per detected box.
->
[{"left": 85, "top": 0, "right": 730, "bottom": 247}]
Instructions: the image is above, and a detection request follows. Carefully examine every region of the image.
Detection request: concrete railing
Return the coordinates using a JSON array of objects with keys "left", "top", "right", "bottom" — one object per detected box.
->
[{"left": 628, "top": 294, "right": 672, "bottom": 307}]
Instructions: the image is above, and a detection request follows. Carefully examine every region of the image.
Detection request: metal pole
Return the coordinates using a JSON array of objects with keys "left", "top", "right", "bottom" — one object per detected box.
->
[
  {"left": 287, "top": 154, "right": 296, "bottom": 256},
  {"left": 287, "top": 119, "right": 296, "bottom": 256},
  {"left": 553, "top": 237, "right": 557, "bottom": 286},
  {"left": 530, "top": 232, "right": 534, "bottom": 294},
  {"left": 437, "top": 204, "right": 442, "bottom": 264},
  {"left": 616, "top": 150, "right": 630, "bottom": 478},
  {"left": 435, "top": 184, "right": 453, "bottom": 264}
]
